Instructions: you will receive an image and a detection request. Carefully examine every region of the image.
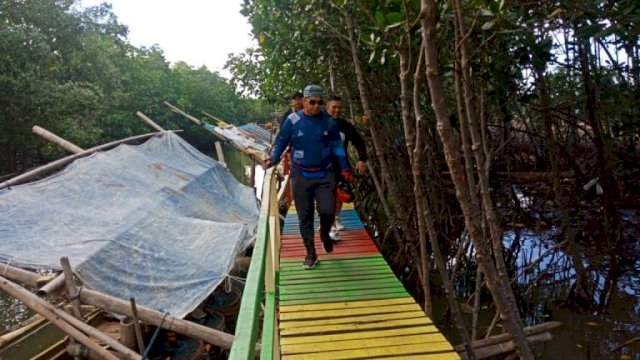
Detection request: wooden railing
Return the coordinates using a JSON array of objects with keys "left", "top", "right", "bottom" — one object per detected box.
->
[{"left": 229, "top": 168, "right": 281, "bottom": 359}]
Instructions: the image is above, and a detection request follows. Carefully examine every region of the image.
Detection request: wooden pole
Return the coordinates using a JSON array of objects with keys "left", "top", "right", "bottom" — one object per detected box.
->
[
  {"left": 60, "top": 257, "right": 82, "bottom": 319},
  {"left": 66, "top": 343, "right": 120, "bottom": 360},
  {"left": 136, "top": 111, "right": 166, "bottom": 132},
  {"left": 0, "top": 314, "right": 46, "bottom": 346},
  {"left": 164, "top": 101, "right": 203, "bottom": 126},
  {"left": 0, "top": 131, "right": 177, "bottom": 190},
  {"left": 460, "top": 333, "right": 553, "bottom": 360},
  {"left": 215, "top": 141, "right": 227, "bottom": 167},
  {"left": 119, "top": 317, "right": 136, "bottom": 349},
  {"left": 201, "top": 111, "right": 224, "bottom": 124},
  {"left": 250, "top": 159, "right": 256, "bottom": 189},
  {"left": 454, "top": 321, "right": 561, "bottom": 352},
  {"left": 129, "top": 297, "right": 146, "bottom": 354},
  {"left": 32, "top": 126, "right": 84, "bottom": 154},
  {"left": 0, "top": 262, "right": 47, "bottom": 288},
  {"left": 78, "top": 287, "right": 235, "bottom": 349},
  {"left": 0, "top": 276, "right": 132, "bottom": 360},
  {"left": 37, "top": 273, "right": 65, "bottom": 296}
]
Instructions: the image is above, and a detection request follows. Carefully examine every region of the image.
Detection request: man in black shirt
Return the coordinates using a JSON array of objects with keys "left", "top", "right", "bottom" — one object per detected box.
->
[
  {"left": 326, "top": 95, "right": 368, "bottom": 240},
  {"left": 277, "top": 91, "right": 303, "bottom": 129}
]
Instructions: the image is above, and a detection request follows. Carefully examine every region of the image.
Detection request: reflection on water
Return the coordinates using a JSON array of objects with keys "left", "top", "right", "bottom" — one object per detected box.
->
[
  {"left": 0, "top": 291, "right": 32, "bottom": 333},
  {"left": 500, "top": 186, "right": 640, "bottom": 359}
]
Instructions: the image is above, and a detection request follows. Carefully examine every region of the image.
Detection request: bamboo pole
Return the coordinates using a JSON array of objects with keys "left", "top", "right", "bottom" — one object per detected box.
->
[
  {"left": 0, "top": 314, "right": 46, "bottom": 346},
  {"left": 0, "top": 276, "right": 133, "bottom": 360},
  {"left": 250, "top": 159, "right": 256, "bottom": 188},
  {"left": 460, "top": 333, "right": 553, "bottom": 360},
  {"left": 37, "top": 273, "right": 65, "bottom": 296},
  {"left": 201, "top": 110, "right": 224, "bottom": 124},
  {"left": 164, "top": 101, "right": 203, "bottom": 126},
  {"left": 136, "top": 111, "right": 166, "bottom": 132},
  {"left": 0, "top": 262, "right": 47, "bottom": 288},
  {"left": 60, "top": 257, "right": 82, "bottom": 319},
  {"left": 0, "top": 131, "right": 176, "bottom": 190},
  {"left": 129, "top": 297, "right": 145, "bottom": 354},
  {"left": 215, "top": 141, "right": 227, "bottom": 167},
  {"left": 78, "top": 287, "right": 235, "bottom": 349},
  {"left": 119, "top": 317, "right": 136, "bottom": 349},
  {"left": 66, "top": 343, "right": 119, "bottom": 360},
  {"left": 455, "top": 321, "right": 561, "bottom": 352},
  {"left": 32, "top": 126, "right": 84, "bottom": 154}
]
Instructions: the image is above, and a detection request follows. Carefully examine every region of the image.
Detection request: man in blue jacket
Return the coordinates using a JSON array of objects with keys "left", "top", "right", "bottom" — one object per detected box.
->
[{"left": 267, "top": 85, "right": 353, "bottom": 269}]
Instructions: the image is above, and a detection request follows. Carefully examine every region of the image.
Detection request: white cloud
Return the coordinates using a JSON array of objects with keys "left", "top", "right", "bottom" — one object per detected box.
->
[{"left": 80, "top": 0, "right": 256, "bottom": 78}]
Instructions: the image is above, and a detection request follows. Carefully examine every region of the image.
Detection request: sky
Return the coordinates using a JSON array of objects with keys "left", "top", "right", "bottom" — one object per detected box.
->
[{"left": 80, "top": 0, "right": 256, "bottom": 78}]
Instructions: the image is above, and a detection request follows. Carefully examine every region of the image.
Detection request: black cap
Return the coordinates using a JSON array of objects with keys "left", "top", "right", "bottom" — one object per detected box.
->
[{"left": 290, "top": 91, "right": 303, "bottom": 99}]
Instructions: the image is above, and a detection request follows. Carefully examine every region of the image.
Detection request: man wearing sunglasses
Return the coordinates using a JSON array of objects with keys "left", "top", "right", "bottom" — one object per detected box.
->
[{"left": 266, "top": 85, "right": 353, "bottom": 269}]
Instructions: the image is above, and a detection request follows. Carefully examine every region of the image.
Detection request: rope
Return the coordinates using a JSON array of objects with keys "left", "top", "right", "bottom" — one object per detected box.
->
[
  {"left": 1, "top": 259, "right": 12, "bottom": 277},
  {"left": 142, "top": 312, "right": 169, "bottom": 360},
  {"left": 69, "top": 285, "right": 84, "bottom": 301}
]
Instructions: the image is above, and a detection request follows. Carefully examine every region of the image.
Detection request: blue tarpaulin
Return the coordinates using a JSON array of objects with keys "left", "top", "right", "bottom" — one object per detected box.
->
[{"left": 0, "top": 132, "right": 258, "bottom": 318}]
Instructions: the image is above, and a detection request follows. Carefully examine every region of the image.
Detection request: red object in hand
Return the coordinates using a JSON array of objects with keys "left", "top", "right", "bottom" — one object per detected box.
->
[{"left": 341, "top": 170, "right": 354, "bottom": 184}]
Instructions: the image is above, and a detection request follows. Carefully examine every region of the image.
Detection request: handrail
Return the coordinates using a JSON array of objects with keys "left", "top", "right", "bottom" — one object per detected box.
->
[{"left": 229, "top": 168, "right": 282, "bottom": 359}]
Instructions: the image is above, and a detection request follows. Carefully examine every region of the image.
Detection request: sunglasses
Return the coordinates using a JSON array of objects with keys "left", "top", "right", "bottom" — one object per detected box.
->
[{"left": 307, "top": 99, "right": 324, "bottom": 106}]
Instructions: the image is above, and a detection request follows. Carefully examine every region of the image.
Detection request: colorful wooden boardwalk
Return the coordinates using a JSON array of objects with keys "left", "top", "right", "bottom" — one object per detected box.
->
[{"left": 277, "top": 203, "right": 460, "bottom": 359}]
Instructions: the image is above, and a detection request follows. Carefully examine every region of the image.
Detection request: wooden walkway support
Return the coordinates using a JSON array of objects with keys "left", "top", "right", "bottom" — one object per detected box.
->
[{"left": 229, "top": 170, "right": 459, "bottom": 359}]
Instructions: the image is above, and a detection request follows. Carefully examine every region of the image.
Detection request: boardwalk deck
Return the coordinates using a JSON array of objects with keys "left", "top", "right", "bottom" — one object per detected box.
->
[{"left": 278, "top": 203, "right": 460, "bottom": 360}]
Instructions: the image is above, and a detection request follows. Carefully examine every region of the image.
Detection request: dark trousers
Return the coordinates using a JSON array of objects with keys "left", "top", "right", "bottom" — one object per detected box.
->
[{"left": 291, "top": 170, "right": 336, "bottom": 256}]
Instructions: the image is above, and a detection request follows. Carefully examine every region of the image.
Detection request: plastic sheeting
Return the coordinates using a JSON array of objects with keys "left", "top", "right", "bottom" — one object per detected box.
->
[
  {"left": 0, "top": 132, "right": 258, "bottom": 318},
  {"left": 205, "top": 123, "right": 270, "bottom": 153}
]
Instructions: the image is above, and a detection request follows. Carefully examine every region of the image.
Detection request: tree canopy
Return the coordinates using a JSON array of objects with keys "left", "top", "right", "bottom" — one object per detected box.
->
[
  {"left": 0, "top": 0, "right": 271, "bottom": 175},
  {"left": 228, "top": 0, "right": 639, "bottom": 357}
]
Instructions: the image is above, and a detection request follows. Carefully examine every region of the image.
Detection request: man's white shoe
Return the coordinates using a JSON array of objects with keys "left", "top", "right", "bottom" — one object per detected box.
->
[
  {"left": 329, "top": 228, "right": 340, "bottom": 241},
  {"left": 334, "top": 219, "right": 345, "bottom": 231}
]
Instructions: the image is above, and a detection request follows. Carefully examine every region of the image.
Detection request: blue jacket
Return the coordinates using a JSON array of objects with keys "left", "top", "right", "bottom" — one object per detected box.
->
[{"left": 270, "top": 110, "right": 349, "bottom": 179}]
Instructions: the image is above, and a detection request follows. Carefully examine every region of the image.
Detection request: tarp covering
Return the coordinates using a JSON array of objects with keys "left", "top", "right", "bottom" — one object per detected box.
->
[
  {"left": 0, "top": 132, "right": 258, "bottom": 318},
  {"left": 204, "top": 123, "right": 271, "bottom": 162},
  {"left": 238, "top": 123, "right": 273, "bottom": 145}
]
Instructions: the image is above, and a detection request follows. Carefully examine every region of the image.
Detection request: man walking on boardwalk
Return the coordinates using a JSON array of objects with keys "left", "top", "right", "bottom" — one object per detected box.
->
[
  {"left": 325, "top": 95, "right": 367, "bottom": 241},
  {"left": 266, "top": 85, "right": 353, "bottom": 269},
  {"left": 277, "top": 91, "right": 303, "bottom": 129}
]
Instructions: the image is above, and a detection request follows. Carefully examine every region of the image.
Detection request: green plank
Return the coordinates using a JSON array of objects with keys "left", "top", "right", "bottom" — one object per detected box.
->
[
  {"left": 279, "top": 256, "right": 387, "bottom": 270},
  {"left": 279, "top": 291, "right": 411, "bottom": 306},
  {"left": 260, "top": 291, "right": 277, "bottom": 360},
  {"left": 279, "top": 253, "right": 384, "bottom": 265},
  {"left": 279, "top": 273, "right": 397, "bottom": 286},
  {"left": 280, "top": 264, "right": 392, "bottom": 277},
  {"left": 279, "top": 267, "right": 394, "bottom": 281}
]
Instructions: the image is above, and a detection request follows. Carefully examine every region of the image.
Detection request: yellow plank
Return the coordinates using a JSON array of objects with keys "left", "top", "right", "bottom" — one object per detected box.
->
[
  {"left": 282, "top": 341, "right": 457, "bottom": 360},
  {"left": 281, "top": 310, "right": 427, "bottom": 329},
  {"left": 381, "top": 354, "right": 461, "bottom": 360},
  {"left": 279, "top": 297, "right": 414, "bottom": 313},
  {"left": 280, "top": 317, "right": 431, "bottom": 336},
  {"left": 282, "top": 333, "right": 452, "bottom": 355},
  {"left": 280, "top": 303, "right": 422, "bottom": 321},
  {"left": 341, "top": 202, "right": 355, "bottom": 210},
  {"left": 280, "top": 325, "right": 439, "bottom": 345}
]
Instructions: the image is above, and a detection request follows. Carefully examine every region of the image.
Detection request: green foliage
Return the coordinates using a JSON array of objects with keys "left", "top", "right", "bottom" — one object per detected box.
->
[{"left": 0, "top": 0, "right": 271, "bottom": 174}]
